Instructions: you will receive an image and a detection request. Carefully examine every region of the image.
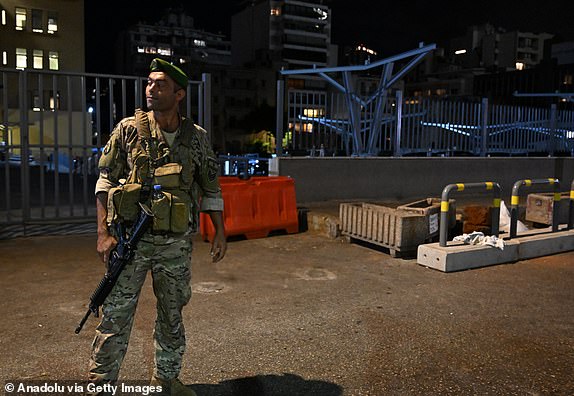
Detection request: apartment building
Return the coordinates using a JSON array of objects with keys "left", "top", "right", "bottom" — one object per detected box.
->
[
  {"left": 0, "top": 0, "right": 84, "bottom": 72},
  {"left": 115, "top": 8, "right": 231, "bottom": 78},
  {"left": 406, "top": 24, "right": 555, "bottom": 99},
  {"left": 450, "top": 24, "right": 553, "bottom": 71},
  {"left": 1, "top": 0, "right": 87, "bottom": 156},
  {"left": 232, "top": 0, "right": 337, "bottom": 71},
  {"left": 231, "top": 0, "right": 338, "bottom": 153}
]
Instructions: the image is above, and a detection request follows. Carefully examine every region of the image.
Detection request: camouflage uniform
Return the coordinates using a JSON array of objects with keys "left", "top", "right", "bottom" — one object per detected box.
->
[{"left": 89, "top": 112, "right": 222, "bottom": 384}]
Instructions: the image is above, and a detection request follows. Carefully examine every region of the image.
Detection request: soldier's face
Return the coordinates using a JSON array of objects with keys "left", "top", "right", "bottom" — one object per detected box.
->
[{"left": 146, "top": 72, "right": 183, "bottom": 111}]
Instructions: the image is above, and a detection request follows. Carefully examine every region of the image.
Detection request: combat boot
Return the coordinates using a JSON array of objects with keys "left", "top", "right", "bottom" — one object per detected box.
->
[{"left": 150, "top": 376, "right": 197, "bottom": 396}]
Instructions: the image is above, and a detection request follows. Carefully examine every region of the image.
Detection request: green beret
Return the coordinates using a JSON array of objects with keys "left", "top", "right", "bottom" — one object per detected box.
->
[{"left": 149, "top": 58, "right": 189, "bottom": 90}]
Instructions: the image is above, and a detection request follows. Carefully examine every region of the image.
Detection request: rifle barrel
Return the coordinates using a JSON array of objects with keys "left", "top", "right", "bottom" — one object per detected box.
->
[{"left": 75, "top": 309, "right": 92, "bottom": 334}]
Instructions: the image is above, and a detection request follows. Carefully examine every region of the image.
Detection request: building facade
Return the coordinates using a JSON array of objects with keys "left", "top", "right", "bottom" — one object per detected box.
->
[
  {"left": 405, "top": 24, "right": 556, "bottom": 99},
  {"left": 1, "top": 0, "right": 87, "bottom": 156},
  {"left": 115, "top": 8, "right": 231, "bottom": 78},
  {"left": 449, "top": 24, "right": 553, "bottom": 71},
  {"left": 232, "top": 0, "right": 337, "bottom": 71},
  {"left": 231, "top": 0, "right": 339, "bottom": 154},
  {"left": 0, "top": 0, "right": 84, "bottom": 72}
]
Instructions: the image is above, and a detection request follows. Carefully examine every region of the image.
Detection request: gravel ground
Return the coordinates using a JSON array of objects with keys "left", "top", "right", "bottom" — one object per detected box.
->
[{"left": 0, "top": 230, "right": 573, "bottom": 396}]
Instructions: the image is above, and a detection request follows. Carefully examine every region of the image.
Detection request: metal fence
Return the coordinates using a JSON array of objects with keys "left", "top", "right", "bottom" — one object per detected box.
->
[
  {"left": 283, "top": 89, "right": 574, "bottom": 157},
  {"left": 0, "top": 68, "right": 211, "bottom": 237}
]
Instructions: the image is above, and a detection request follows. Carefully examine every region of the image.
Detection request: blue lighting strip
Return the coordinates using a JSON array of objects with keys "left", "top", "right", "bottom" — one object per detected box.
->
[{"left": 420, "top": 121, "right": 574, "bottom": 138}]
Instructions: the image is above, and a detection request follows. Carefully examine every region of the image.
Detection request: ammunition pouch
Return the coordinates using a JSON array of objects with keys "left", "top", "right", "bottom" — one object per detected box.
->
[
  {"left": 148, "top": 162, "right": 191, "bottom": 234},
  {"left": 108, "top": 184, "right": 191, "bottom": 234},
  {"left": 153, "top": 162, "right": 183, "bottom": 189},
  {"left": 107, "top": 183, "right": 142, "bottom": 224},
  {"left": 151, "top": 189, "right": 191, "bottom": 234}
]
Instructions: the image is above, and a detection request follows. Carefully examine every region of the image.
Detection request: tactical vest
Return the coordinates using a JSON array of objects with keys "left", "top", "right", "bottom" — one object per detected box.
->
[{"left": 106, "top": 110, "right": 200, "bottom": 234}]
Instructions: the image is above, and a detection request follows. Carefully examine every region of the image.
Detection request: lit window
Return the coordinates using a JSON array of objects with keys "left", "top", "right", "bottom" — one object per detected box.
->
[
  {"left": 33, "top": 50, "right": 43, "bottom": 69},
  {"left": 291, "top": 122, "right": 314, "bottom": 133},
  {"left": 49, "top": 92, "right": 59, "bottom": 110},
  {"left": 49, "top": 51, "right": 59, "bottom": 70},
  {"left": 32, "top": 9, "right": 43, "bottom": 33},
  {"left": 194, "top": 39, "right": 206, "bottom": 47},
  {"left": 158, "top": 47, "right": 172, "bottom": 56},
  {"left": 47, "top": 13, "right": 58, "bottom": 34},
  {"left": 137, "top": 46, "right": 145, "bottom": 53},
  {"left": 145, "top": 47, "right": 157, "bottom": 54},
  {"left": 15, "top": 8, "right": 26, "bottom": 31},
  {"left": 455, "top": 49, "right": 467, "bottom": 55},
  {"left": 303, "top": 108, "right": 324, "bottom": 117},
  {"left": 270, "top": 7, "right": 281, "bottom": 16},
  {"left": 563, "top": 74, "right": 573, "bottom": 85},
  {"left": 313, "top": 8, "right": 328, "bottom": 20},
  {"left": 16, "top": 48, "right": 27, "bottom": 69},
  {"left": 515, "top": 62, "right": 525, "bottom": 71},
  {"left": 356, "top": 45, "right": 377, "bottom": 56},
  {"left": 2, "top": 51, "right": 7, "bottom": 65},
  {"left": 1, "top": 10, "right": 6, "bottom": 25}
]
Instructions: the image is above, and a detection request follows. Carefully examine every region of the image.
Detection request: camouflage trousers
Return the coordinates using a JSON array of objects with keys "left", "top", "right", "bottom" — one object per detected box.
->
[{"left": 88, "top": 236, "right": 193, "bottom": 383}]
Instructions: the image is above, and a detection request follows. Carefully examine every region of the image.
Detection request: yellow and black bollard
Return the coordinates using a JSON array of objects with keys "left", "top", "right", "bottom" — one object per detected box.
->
[{"left": 440, "top": 182, "right": 501, "bottom": 247}]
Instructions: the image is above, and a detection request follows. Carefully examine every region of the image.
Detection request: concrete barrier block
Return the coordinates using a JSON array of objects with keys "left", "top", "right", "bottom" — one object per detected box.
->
[
  {"left": 417, "top": 240, "right": 520, "bottom": 272},
  {"left": 418, "top": 230, "right": 574, "bottom": 272},
  {"left": 517, "top": 230, "right": 574, "bottom": 260}
]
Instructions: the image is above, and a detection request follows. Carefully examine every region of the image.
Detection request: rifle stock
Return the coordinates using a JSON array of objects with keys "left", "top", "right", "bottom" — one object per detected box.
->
[{"left": 75, "top": 202, "right": 153, "bottom": 334}]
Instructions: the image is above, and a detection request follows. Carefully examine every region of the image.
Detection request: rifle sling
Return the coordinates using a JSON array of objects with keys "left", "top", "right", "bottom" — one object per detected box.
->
[{"left": 135, "top": 109, "right": 155, "bottom": 203}]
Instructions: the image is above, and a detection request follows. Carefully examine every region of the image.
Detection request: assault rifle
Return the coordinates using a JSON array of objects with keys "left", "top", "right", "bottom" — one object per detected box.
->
[{"left": 75, "top": 202, "right": 154, "bottom": 334}]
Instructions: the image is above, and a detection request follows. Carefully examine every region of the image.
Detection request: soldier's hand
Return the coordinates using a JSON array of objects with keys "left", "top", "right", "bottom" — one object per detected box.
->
[
  {"left": 210, "top": 230, "right": 227, "bottom": 263},
  {"left": 97, "top": 232, "right": 118, "bottom": 265}
]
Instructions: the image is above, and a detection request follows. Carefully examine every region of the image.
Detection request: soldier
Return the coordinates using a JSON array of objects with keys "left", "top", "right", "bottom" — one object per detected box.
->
[{"left": 88, "top": 58, "right": 226, "bottom": 396}]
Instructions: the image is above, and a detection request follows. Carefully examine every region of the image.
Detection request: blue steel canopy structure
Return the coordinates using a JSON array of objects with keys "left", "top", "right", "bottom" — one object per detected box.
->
[{"left": 280, "top": 43, "right": 436, "bottom": 156}]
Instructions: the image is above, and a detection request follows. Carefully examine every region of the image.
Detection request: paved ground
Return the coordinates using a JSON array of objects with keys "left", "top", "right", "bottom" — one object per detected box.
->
[{"left": 0, "top": 226, "right": 573, "bottom": 395}]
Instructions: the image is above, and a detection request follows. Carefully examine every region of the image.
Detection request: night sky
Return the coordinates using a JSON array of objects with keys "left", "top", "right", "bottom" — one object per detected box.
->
[{"left": 85, "top": 0, "right": 574, "bottom": 73}]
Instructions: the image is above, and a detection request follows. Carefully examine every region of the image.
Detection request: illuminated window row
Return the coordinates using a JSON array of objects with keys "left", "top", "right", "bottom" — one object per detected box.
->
[
  {"left": 13, "top": 7, "right": 58, "bottom": 34},
  {"left": 289, "top": 122, "right": 313, "bottom": 133},
  {"left": 136, "top": 46, "right": 173, "bottom": 56},
  {"left": 15, "top": 48, "right": 59, "bottom": 70}
]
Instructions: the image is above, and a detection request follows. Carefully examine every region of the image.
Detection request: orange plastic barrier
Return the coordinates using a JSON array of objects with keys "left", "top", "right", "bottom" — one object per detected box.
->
[{"left": 200, "top": 176, "right": 299, "bottom": 241}]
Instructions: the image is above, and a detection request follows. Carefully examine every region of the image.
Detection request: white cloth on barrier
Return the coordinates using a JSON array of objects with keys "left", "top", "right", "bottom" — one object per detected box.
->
[
  {"left": 453, "top": 231, "right": 505, "bottom": 250},
  {"left": 499, "top": 200, "right": 529, "bottom": 233}
]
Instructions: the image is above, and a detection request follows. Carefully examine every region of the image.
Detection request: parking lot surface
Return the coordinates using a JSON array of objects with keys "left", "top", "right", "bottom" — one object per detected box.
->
[{"left": 0, "top": 229, "right": 573, "bottom": 395}]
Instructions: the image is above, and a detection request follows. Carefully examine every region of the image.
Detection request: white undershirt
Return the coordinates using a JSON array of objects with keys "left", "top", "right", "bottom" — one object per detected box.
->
[{"left": 161, "top": 129, "right": 178, "bottom": 147}]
